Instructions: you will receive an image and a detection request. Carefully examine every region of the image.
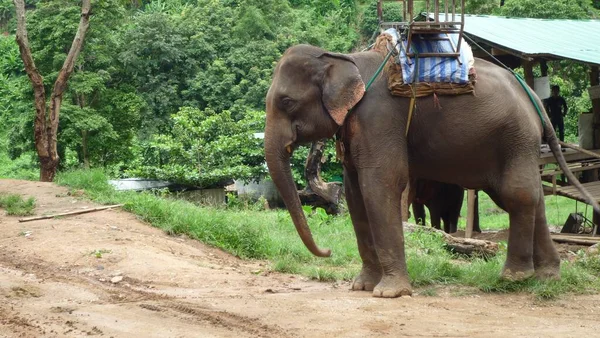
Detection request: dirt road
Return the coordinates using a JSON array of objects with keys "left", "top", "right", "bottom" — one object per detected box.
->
[{"left": 1, "top": 179, "right": 599, "bottom": 337}]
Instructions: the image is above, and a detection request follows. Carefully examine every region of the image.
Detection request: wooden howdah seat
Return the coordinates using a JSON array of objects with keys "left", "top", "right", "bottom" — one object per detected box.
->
[
  {"left": 374, "top": 0, "right": 476, "bottom": 98},
  {"left": 377, "top": 0, "right": 465, "bottom": 59}
]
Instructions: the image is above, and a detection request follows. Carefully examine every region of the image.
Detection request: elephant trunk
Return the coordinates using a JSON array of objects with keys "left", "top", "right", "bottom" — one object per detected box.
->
[{"left": 264, "top": 129, "right": 331, "bottom": 258}]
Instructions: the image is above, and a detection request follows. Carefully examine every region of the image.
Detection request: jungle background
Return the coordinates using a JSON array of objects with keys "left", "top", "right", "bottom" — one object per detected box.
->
[{"left": 1, "top": 0, "right": 599, "bottom": 188}]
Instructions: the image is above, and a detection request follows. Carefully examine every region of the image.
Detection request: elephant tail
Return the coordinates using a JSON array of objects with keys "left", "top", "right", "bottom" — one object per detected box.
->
[{"left": 543, "top": 121, "right": 600, "bottom": 215}]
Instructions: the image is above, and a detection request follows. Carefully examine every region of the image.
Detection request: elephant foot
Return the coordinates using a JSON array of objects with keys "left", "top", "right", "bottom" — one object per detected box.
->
[
  {"left": 351, "top": 267, "right": 381, "bottom": 291},
  {"left": 500, "top": 267, "right": 535, "bottom": 281},
  {"left": 372, "top": 275, "right": 412, "bottom": 298},
  {"left": 534, "top": 252, "right": 561, "bottom": 280},
  {"left": 534, "top": 265, "right": 561, "bottom": 281}
]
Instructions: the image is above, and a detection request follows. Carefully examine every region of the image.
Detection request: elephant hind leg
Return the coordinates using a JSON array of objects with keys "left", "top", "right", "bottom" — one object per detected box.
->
[
  {"left": 494, "top": 167, "right": 540, "bottom": 281},
  {"left": 429, "top": 208, "right": 442, "bottom": 230},
  {"left": 532, "top": 188, "right": 561, "bottom": 279},
  {"left": 442, "top": 212, "right": 458, "bottom": 234},
  {"left": 412, "top": 202, "right": 427, "bottom": 225}
]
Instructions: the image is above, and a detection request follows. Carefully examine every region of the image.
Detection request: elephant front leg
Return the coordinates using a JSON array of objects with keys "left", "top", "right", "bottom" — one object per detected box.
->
[
  {"left": 344, "top": 168, "right": 382, "bottom": 291},
  {"left": 359, "top": 168, "right": 412, "bottom": 298}
]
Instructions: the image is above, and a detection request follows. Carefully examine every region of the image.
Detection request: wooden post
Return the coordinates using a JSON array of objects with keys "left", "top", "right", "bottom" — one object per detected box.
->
[
  {"left": 591, "top": 66, "right": 600, "bottom": 149},
  {"left": 473, "top": 190, "right": 480, "bottom": 232},
  {"left": 522, "top": 59, "right": 535, "bottom": 89},
  {"left": 592, "top": 66, "right": 600, "bottom": 234},
  {"left": 465, "top": 189, "right": 475, "bottom": 238},
  {"left": 540, "top": 60, "right": 548, "bottom": 77},
  {"left": 401, "top": 180, "right": 410, "bottom": 222}
]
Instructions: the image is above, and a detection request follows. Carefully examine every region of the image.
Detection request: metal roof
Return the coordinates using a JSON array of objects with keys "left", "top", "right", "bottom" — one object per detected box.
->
[{"left": 427, "top": 14, "right": 600, "bottom": 66}]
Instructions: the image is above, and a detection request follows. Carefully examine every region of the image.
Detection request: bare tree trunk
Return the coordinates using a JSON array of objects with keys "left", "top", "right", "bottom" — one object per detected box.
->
[
  {"left": 303, "top": 140, "right": 343, "bottom": 208},
  {"left": 78, "top": 94, "right": 90, "bottom": 169},
  {"left": 13, "top": 0, "right": 91, "bottom": 182},
  {"left": 81, "top": 129, "right": 90, "bottom": 169},
  {"left": 298, "top": 140, "right": 344, "bottom": 214}
]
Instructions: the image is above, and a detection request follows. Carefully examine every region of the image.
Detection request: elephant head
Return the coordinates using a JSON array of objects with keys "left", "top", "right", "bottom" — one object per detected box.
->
[{"left": 264, "top": 44, "right": 365, "bottom": 257}]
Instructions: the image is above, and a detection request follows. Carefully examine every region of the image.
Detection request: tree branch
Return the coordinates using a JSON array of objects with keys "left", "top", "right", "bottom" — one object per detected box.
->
[
  {"left": 48, "top": 0, "right": 92, "bottom": 159},
  {"left": 13, "top": 0, "right": 92, "bottom": 181},
  {"left": 304, "top": 140, "right": 343, "bottom": 205},
  {"left": 13, "top": 0, "right": 47, "bottom": 157}
]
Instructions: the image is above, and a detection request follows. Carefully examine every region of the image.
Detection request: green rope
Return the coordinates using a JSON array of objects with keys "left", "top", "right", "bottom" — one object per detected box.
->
[
  {"left": 365, "top": 47, "right": 395, "bottom": 91},
  {"left": 335, "top": 44, "right": 395, "bottom": 141},
  {"left": 513, "top": 72, "right": 546, "bottom": 129}
]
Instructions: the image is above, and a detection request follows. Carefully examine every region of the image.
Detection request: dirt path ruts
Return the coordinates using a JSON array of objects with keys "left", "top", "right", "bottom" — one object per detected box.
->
[{"left": 1, "top": 179, "right": 599, "bottom": 338}]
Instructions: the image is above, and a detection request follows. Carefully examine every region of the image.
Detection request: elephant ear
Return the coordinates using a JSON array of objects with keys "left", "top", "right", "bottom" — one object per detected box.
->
[{"left": 319, "top": 53, "right": 366, "bottom": 126}]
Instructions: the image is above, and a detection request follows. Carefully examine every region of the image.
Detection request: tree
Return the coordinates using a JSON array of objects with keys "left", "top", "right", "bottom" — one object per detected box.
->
[
  {"left": 499, "top": 0, "right": 598, "bottom": 19},
  {"left": 127, "top": 108, "right": 267, "bottom": 188},
  {"left": 13, "top": 0, "right": 91, "bottom": 181},
  {"left": 465, "top": 0, "right": 499, "bottom": 14}
]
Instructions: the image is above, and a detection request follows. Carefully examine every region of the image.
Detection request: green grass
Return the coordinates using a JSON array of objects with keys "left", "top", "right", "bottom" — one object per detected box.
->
[
  {"left": 54, "top": 168, "right": 600, "bottom": 300},
  {"left": 0, "top": 193, "right": 36, "bottom": 216}
]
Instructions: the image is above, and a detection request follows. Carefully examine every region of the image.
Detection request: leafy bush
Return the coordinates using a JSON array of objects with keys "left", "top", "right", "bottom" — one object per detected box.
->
[
  {"left": 0, "top": 193, "right": 36, "bottom": 216},
  {"left": 499, "top": 0, "right": 599, "bottom": 19},
  {"left": 126, "top": 108, "right": 266, "bottom": 187}
]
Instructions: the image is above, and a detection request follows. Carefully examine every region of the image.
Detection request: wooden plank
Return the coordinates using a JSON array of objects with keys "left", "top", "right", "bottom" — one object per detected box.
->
[
  {"left": 552, "top": 233, "right": 600, "bottom": 240},
  {"left": 557, "top": 181, "right": 600, "bottom": 192},
  {"left": 551, "top": 234, "right": 600, "bottom": 246},
  {"left": 558, "top": 186, "right": 600, "bottom": 197},
  {"left": 559, "top": 141, "right": 600, "bottom": 160},
  {"left": 541, "top": 162, "right": 600, "bottom": 175},
  {"left": 465, "top": 190, "right": 475, "bottom": 239},
  {"left": 558, "top": 186, "right": 600, "bottom": 195},
  {"left": 19, "top": 204, "right": 124, "bottom": 222},
  {"left": 538, "top": 149, "right": 600, "bottom": 165}
]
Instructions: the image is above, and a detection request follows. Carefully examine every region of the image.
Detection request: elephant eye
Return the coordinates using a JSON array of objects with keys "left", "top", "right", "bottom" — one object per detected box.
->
[{"left": 280, "top": 97, "right": 296, "bottom": 110}]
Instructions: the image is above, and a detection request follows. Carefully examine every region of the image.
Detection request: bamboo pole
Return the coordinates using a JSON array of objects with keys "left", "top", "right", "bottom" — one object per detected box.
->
[
  {"left": 558, "top": 141, "right": 600, "bottom": 161},
  {"left": 19, "top": 204, "right": 124, "bottom": 222},
  {"left": 465, "top": 189, "right": 475, "bottom": 238}
]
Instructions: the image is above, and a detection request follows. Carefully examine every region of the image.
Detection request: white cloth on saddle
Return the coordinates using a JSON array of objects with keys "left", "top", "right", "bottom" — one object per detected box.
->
[{"left": 383, "top": 28, "right": 474, "bottom": 85}]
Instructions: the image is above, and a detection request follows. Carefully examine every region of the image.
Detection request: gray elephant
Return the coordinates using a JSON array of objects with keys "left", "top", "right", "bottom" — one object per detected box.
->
[
  {"left": 410, "top": 179, "right": 479, "bottom": 234},
  {"left": 264, "top": 43, "right": 599, "bottom": 298}
]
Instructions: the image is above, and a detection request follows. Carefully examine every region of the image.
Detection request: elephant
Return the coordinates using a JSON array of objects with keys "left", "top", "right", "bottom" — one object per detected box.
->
[
  {"left": 410, "top": 179, "right": 479, "bottom": 234},
  {"left": 264, "top": 43, "right": 600, "bottom": 298}
]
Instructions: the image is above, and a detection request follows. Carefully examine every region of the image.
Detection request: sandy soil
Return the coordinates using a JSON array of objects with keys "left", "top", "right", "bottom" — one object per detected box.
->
[{"left": 1, "top": 179, "right": 599, "bottom": 338}]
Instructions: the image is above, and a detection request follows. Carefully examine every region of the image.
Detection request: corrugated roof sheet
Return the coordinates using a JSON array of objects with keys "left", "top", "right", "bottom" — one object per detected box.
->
[{"left": 431, "top": 14, "right": 600, "bottom": 66}]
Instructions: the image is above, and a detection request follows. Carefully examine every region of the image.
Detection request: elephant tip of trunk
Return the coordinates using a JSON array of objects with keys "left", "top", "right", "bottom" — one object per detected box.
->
[{"left": 313, "top": 247, "right": 332, "bottom": 257}]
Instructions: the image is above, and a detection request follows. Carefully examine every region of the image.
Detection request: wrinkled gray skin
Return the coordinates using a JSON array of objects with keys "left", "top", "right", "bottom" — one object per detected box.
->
[{"left": 264, "top": 44, "right": 600, "bottom": 298}]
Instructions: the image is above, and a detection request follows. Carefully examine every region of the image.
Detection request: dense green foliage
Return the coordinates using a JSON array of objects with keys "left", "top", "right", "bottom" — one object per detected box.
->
[
  {"left": 1, "top": 0, "right": 365, "bottom": 187},
  {"left": 0, "top": 0, "right": 599, "bottom": 186},
  {"left": 499, "top": 0, "right": 599, "bottom": 19}
]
